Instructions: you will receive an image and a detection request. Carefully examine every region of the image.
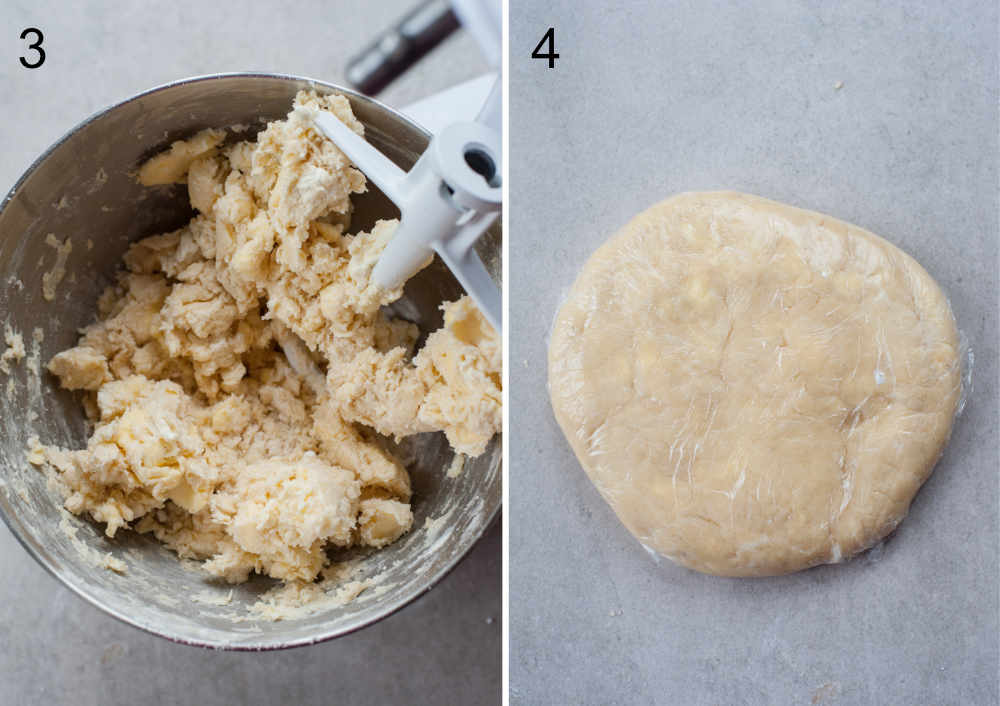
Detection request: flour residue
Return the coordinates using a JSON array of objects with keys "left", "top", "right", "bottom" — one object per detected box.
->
[
  {"left": 58, "top": 509, "right": 127, "bottom": 574},
  {"left": 243, "top": 561, "right": 372, "bottom": 621},
  {"left": 41, "top": 234, "right": 72, "bottom": 301},
  {"left": 193, "top": 589, "right": 234, "bottom": 606}
]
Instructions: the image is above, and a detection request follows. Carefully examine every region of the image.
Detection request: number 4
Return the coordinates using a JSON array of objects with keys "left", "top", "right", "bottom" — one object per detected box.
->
[{"left": 531, "top": 27, "right": 559, "bottom": 68}]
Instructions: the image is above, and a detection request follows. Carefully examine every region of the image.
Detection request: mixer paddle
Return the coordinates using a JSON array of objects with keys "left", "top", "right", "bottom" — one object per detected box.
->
[{"left": 310, "top": 95, "right": 502, "bottom": 332}]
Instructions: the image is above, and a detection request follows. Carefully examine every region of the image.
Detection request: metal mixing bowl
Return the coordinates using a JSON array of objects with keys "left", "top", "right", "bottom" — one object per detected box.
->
[{"left": 0, "top": 73, "right": 501, "bottom": 649}]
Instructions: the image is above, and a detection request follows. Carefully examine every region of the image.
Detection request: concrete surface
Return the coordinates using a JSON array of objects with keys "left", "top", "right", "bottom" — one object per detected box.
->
[
  {"left": 510, "top": 1, "right": 998, "bottom": 704},
  {"left": 0, "top": 2, "right": 498, "bottom": 705}
]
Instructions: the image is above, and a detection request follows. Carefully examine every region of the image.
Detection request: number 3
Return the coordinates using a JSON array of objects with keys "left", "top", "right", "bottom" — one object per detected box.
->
[{"left": 20, "top": 27, "right": 45, "bottom": 69}]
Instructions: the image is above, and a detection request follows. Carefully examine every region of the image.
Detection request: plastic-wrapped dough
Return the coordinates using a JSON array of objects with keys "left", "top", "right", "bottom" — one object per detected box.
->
[{"left": 548, "top": 192, "right": 963, "bottom": 577}]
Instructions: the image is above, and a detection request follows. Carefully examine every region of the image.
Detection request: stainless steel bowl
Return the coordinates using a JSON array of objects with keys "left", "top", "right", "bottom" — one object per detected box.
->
[{"left": 0, "top": 73, "right": 501, "bottom": 649}]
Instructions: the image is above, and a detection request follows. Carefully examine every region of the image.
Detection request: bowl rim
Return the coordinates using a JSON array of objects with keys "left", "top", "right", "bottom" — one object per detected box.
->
[{"left": 0, "top": 71, "right": 501, "bottom": 650}]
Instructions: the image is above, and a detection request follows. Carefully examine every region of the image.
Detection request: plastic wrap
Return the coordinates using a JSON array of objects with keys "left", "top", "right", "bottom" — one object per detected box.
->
[{"left": 548, "top": 191, "right": 966, "bottom": 577}]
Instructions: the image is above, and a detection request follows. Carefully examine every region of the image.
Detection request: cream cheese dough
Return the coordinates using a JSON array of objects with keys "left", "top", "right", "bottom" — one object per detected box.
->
[
  {"left": 31, "top": 90, "right": 501, "bottom": 586},
  {"left": 548, "top": 192, "right": 961, "bottom": 577}
]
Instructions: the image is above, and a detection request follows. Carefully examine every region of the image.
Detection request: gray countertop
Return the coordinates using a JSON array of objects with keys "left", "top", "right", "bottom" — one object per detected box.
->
[
  {"left": 510, "top": 1, "right": 998, "bottom": 704},
  {"left": 0, "top": 2, "right": 498, "bottom": 705}
]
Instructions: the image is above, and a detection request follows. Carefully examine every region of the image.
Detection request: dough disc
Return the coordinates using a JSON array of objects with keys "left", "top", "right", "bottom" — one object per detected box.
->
[{"left": 548, "top": 192, "right": 961, "bottom": 576}]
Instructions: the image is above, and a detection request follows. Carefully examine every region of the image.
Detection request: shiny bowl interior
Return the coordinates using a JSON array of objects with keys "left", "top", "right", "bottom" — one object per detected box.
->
[{"left": 0, "top": 73, "right": 501, "bottom": 649}]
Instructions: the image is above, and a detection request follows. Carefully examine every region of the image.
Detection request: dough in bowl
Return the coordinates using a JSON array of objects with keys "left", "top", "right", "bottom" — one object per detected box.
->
[
  {"left": 30, "top": 91, "right": 502, "bottom": 590},
  {"left": 548, "top": 192, "right": 961, "bottom": 577}
]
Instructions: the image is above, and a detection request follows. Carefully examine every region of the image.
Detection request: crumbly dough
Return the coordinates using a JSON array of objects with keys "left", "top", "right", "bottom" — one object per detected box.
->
[
  {"left": 36, "top": 91, "right": 501, "bottom": 585},
  {"left": 549, "top": 192, "right": 961, "bottom": 577},
  {"left": 1, "top": 324, "right": 25, "bottom": 374}
]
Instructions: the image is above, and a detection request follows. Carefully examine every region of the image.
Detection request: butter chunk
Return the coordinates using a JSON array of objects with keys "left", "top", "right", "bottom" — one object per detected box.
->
[{"left": 138, "top": 128, "right": 226, "bottom": 185}]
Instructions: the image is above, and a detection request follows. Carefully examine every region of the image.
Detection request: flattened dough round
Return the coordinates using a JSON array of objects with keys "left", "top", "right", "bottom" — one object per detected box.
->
[{"left": 549, "top": 192, "right": 961, "bottom": 576}]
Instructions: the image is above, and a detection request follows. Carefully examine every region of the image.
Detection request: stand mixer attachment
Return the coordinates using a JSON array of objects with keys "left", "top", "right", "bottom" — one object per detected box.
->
[{"left": 311, "top": 98, "right": 502, "bottom": 330}]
